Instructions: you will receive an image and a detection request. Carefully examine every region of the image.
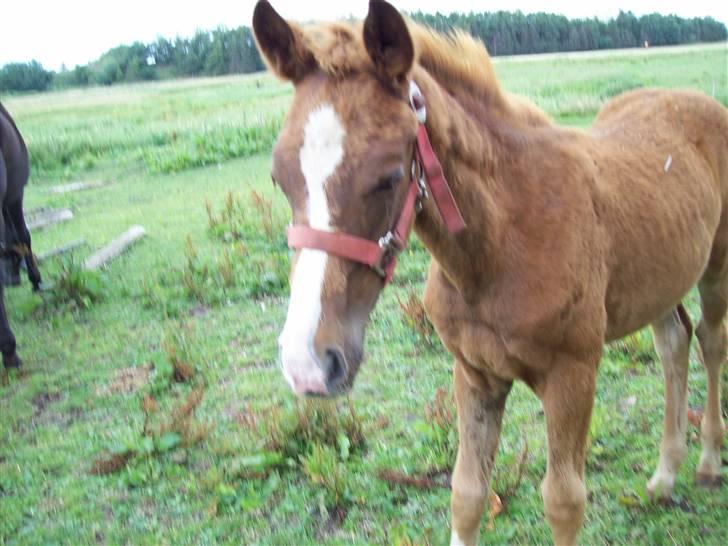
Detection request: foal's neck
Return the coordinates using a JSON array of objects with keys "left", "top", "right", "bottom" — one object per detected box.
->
[{"left": 413, "top": 67, "right": 534, "bottom": 295}]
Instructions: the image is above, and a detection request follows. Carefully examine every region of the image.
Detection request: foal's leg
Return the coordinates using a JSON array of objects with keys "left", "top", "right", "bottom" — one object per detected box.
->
[
  {"left": 695, "top": 278, "right": 727, "bottom": 486},
  {"left": 647, "top": 305, "right": 692, "bottom": 499},
  {"left": 450, "top": 360, "right": 511, "bottom": 546},
  {"left": 541, "top": 358, "right": 597, "bottom": 546},
  {"left": 5, "top": 200, "right": 41, "bottom": 291}
]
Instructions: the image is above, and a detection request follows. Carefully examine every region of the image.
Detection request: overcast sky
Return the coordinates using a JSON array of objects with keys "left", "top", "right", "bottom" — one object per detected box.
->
[{"left": 2, "top": 1, "right": 726, "bottom": 70}]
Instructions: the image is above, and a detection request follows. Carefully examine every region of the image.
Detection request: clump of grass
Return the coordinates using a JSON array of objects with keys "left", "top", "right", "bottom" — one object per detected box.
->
[
  {"left": 302, "top": 443, "right": 348, "bottom": 507},
  {"left": 413, "top": 387, "right": 458, "bottom": 472},
  {"left": 615, "top": 330, "right": 655, "bottom": 364},
  {"left": 245, "top": 253, "right": 288, "bottom": 299},
  {"left": 233, "top": 399, "right": 366, "bottom": 516},
  {"left": 264, "top": 399, "right": 365, "bottom": 461},
  {"left": 46, "top": 256, "right": 105, "bottom": 310},
  {"left": 160, "top": 322, "right": 201, "bottom": 384},
  {"left": 206, "top": 190, "right": 287, "bottom": 249},
  {"left": 249, "top": 190, "right": 277, "bottom": 242},
  {"left": 181, "top": 235, "right": 211, "bottom": 302},
  {"left": 204, "top": 191, "right": 289, "bottom": 299},
  {"left": 141, "top": 118, "right": 282, "bottom": 174}
]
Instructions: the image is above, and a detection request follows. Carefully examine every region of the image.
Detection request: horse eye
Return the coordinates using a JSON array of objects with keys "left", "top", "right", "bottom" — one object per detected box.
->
[{"left": 373, "top": 167, "right": 404, "bottom": 193}]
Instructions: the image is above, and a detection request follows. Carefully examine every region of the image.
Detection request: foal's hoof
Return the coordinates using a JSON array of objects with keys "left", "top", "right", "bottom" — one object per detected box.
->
[
  {"left": 647, "top": 473, "right": 675, "bottom": 501},
  {"left": 695, "top": 473, "right": 722, "bottom": 489},
  {"left": 2, "top": 353, "right": 22, "bottom": 369}
]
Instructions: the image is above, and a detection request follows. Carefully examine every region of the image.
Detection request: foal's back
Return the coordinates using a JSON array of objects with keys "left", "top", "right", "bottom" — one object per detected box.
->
[{"left": 586, "top": 89, "right": 728, "bottom": 338}]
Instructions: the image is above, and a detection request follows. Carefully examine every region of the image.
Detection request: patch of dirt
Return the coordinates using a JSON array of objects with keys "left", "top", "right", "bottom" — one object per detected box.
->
[
  {"left": 315, "top": 505, "right": 348, "bottom": 540},
  {"left": 25, "top": 390, "right": 85, "bottom": 429},
  {"left": 190, "top": 305, "right": 209, "bottom": 318},
  {"left": 659, "top": 496, "right": 695, "bottom": 513},
  {"left": 218, "top": 362, "right": 273, "bottom": 389},
  {"left": 32, "top": 391, "right": 63, "bottom": 416},
  {"left": 96, "top": 364, "right": 151, "bottom": 396}
]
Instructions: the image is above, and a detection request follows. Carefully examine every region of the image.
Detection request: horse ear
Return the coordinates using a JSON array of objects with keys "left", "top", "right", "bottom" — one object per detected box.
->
[
  {"left": 363, "top": 0, "right": 414, "bottom": 84},
  {"left": 252, "top": 1, "right": 316, "bottom": 82}
]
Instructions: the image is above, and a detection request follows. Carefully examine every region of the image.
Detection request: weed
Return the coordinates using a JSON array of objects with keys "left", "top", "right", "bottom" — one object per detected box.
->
[
  {"left": 46, "top": 256, "right": 104, "bottom": 310},
  {"left": 264, "top": 398, "right": 365, "bottom": 461},
  {"left": 398, "top": 291, "right": 438, "bottom": 348},
  {"left": 413, "top": 387, "right": 458, "bottom": 472},
  {"left": 160, "top": 322, "right": 202, "bottom": 385},
  {"left": 206, "top": 190, "right": 287, "bottom": 249},
  {"left": 302, "top": 443, "right": 348, "bottom": 506},
  {"left": 249, "top": 190, "right": 276, "bottom": 242},
  {"left": 244, "top": 252, "right": 288, "bottom": 298},
  {"left": 217, "top": 249, "right": 235, "bottom": 288},
  {"left": 491, "top": 437, "right": 529, "bottom": 509}
]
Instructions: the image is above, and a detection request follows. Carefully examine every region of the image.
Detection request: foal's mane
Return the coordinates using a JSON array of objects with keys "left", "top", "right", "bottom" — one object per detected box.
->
[
  {"left": 298, "top": 19, "right": 549, "bottom": 126},
  {"left": 299, "top": 20, "right": 497, "bottom": 96}
]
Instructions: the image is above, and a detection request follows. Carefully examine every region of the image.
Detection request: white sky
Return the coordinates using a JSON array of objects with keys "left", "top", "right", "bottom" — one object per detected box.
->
[{"left": 2, "top": 1, "right": 726, "bottom": 70}]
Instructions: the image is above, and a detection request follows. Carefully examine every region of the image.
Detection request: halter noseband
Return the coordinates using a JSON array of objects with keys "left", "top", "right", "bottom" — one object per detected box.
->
[{"left": 286, "top": 81, "right": 466, "bottom": 284}]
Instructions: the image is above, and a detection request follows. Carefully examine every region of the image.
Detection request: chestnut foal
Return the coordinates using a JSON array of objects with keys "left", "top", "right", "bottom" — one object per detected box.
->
[{"left": 253, "top": 1, "right": 728, "bottom": 543}]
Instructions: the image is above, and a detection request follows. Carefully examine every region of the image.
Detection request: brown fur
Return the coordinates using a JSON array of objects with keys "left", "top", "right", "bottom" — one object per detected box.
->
[{"left": 254, "top": 1, "right": 728, "bottom": 543}]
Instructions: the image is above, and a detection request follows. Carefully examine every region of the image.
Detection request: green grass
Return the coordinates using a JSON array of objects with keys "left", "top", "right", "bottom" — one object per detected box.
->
[{"left": 1, "top": 43, "right": 727, "bottom": 545}]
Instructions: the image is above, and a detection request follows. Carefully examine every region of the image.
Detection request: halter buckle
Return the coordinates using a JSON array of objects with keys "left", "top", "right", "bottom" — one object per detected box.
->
[{"left": 372, "top": 231, "right": 403, "bottom": 278}]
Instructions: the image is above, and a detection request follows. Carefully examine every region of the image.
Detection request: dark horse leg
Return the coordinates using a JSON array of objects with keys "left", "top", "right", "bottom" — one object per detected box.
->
[
  {"left": 6, "top": 200, "right": 42, "bottom": 291},
  {"left": 0, "top": 153, "right": 21, "bottom": 368}
]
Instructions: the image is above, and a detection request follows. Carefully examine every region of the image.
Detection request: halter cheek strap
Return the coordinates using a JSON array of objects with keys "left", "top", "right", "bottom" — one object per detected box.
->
[{"left": 286, "top": 81, "right": 466, "bottom": 284}]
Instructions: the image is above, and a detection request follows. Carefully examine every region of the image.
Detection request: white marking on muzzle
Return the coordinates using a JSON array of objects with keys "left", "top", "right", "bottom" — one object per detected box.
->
[{"left": 279, "top": 104, "right": 345, "bottom": 394}]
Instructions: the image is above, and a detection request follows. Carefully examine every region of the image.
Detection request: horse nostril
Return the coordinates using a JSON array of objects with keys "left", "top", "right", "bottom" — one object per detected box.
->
[{"left": 323, "top": 348, "right": 348, "bottom": 390}]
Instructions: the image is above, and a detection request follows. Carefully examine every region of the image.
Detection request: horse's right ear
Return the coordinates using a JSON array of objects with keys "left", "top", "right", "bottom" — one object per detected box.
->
[{"left": 252, "top": 1, "right": 316, "bottom": 82}]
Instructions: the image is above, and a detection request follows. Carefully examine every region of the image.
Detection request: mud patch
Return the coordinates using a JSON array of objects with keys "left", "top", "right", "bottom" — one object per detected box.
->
[
  {"left": 315, "top": 505, "right": 348, "bottom": 540},
  {"left": 96, "top": 364, "right": 151, "bottom": 396},
  {"left": 32, "top": 391, "right": 63, "bottom": 417}
]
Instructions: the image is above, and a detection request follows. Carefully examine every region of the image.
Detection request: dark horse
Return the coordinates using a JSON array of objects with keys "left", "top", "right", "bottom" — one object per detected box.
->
[{"left": 0, "top": 101, "right": 42, "bottom": 369}]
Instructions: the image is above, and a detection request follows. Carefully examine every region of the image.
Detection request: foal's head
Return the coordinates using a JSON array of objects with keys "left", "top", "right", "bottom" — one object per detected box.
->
[{"left": 253, "top": 0, "right": 421, "bottom": 396}]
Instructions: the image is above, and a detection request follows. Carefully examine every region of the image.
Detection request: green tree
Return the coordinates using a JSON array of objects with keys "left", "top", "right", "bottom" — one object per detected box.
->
[{"left": 0, "top": 61, "right": 52, "bottom": 92}]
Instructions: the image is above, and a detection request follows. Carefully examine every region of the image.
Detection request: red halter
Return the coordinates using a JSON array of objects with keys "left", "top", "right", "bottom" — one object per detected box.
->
[{"left": 287, "top": 82, "right": 466, "bottom": 284}]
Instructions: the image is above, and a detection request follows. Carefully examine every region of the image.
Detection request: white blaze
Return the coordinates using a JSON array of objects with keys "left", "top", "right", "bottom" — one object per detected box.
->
[{"left": 279, "top": 104, "right": 345, "bottom": 393}]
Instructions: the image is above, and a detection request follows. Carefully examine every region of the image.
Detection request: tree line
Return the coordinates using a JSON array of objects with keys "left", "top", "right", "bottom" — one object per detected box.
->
[
  {"left": 410, "top": 10, "right": 727, "bottom": 56},
  {"left": 1, "top": 10, "right": 725, "bottom": 93}
]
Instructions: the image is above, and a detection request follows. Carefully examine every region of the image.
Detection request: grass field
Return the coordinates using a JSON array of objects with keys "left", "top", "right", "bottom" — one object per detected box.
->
[{"left": 1, "top": 43, "right": 727, "bottom": 545}]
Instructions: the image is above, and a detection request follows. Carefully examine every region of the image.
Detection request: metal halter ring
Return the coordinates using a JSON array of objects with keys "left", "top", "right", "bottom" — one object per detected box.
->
[{"left": 409, "top": 81, "right": 427, "bottom": 124}]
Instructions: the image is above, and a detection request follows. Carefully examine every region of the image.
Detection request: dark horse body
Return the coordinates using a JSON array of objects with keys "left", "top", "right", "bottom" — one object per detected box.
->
[{"left": 0, "top": 101, "right": 42, "bottom": 368}]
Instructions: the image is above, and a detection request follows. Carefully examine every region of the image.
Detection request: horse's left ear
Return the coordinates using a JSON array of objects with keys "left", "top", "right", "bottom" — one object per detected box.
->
[{"left": 363, "top": 0, "right": 414, "bottom": 85}]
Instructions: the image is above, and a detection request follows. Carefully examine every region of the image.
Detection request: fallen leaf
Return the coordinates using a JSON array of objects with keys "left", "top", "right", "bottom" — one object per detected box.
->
[
  {"left": 618, "top": 494, "right": 641, "bottom": 508},
  {"left": 687, "top": 408, "right": 703, "bottom": 429},
  {"left": 487, "top": 492, "right": 503, "bottom": 530}
]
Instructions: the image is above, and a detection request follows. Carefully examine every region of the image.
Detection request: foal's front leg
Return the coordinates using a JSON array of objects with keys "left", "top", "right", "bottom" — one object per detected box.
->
[
  {"left": 451, "top": 360, "right": 511, "bottom": 545},
  {"left": 540, "top": 357, "right": 598, "bottom": 546}
]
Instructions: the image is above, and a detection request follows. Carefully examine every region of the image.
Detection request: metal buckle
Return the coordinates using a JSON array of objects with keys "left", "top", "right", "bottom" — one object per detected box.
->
[
  {"left": 378, "top": 231, "right": 395, "bottom": 250},
  {"left": 372, "top": 231, "right": 397, "bottom": 278},
  {"left": 412, "top": 160, "right": 428, "bottom": 213}
]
